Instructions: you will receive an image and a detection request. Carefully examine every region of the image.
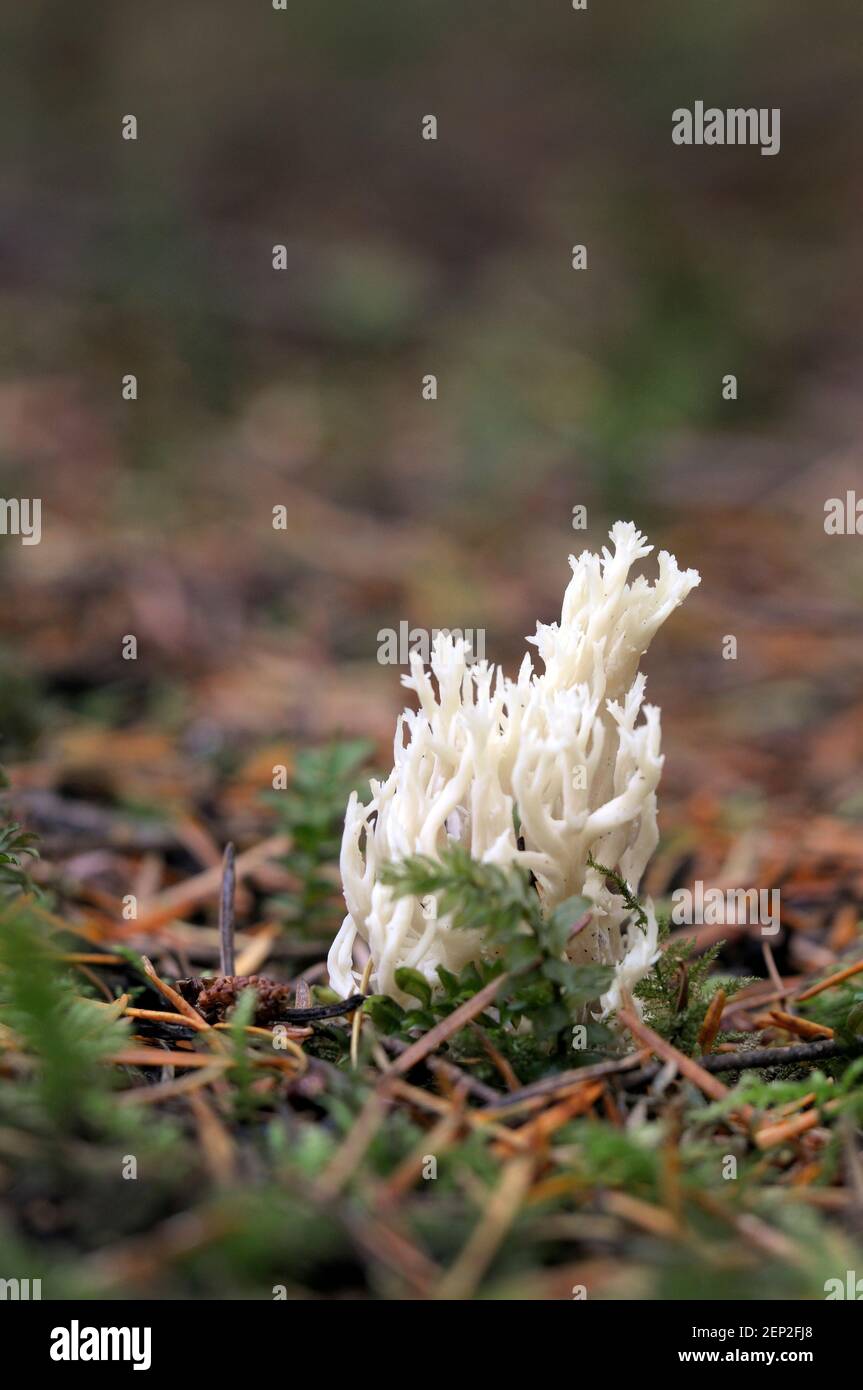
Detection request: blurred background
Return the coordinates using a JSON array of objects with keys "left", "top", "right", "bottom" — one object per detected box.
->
[{"left": 1, "top": 0, "right": 862, "bottom": 863}]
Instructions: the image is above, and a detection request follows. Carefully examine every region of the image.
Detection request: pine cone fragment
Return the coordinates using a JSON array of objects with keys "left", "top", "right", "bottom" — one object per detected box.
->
[{"left": 174, "top": 975, "right": 364, "bottom": 1026}]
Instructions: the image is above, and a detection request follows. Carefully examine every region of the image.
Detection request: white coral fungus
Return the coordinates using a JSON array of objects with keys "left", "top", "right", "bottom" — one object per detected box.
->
[{"left": 328, "top": 522, "right": 700, "bottom": 1017}]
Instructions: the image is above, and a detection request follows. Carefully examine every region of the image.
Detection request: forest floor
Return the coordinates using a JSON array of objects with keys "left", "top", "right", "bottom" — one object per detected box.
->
[{"left": 1, "top": 479, "right": 862, "bottom": 1301}]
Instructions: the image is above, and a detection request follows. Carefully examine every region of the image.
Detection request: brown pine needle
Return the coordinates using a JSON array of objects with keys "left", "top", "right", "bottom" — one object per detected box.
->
[
  {"left": 109, "top": 1048, "right": 226, "bottom": 1068},
  {"left": 481, "top": 1048, "right": 652, "bottom": 1115},
  {"left": 605, "top": 1190, "right": 681, "bottom": 1240},
  {"left": 116, "top": 1062, "right": 231, "bottom": 1105},
  {"left": 755, "top": 1109, "right": 820, "bottom": 1150},
  {"left": 124, "top": 1006, "right": 198, "bottom": 1027},
  {"left": 767, "top": 1009, "right": 833, "bottom": 1041},
  {"left": 387, "top": 970, "right": 509, "bottom": 1077},
  {"left": 468, "top": 1021, "right": 521, "bottom": 1091},
  {"left": 828, "top": 903, "right": 860, "bottom": 952},
  {"left": 795, "top": 958, "right": 863, "bottom": 1002},
  {"left": 140, "top": 956, "right": 209, "bottom": 1028},
  {"left": 317, "top": 1089, "right": 391, "bottom": 1199},
  {"left": 81, "top": 1208, "right": 241, "bottom": 1291},
  {"left": 70, "top": 962, "right": 117, "bottom": 1001},
  {"left": 433, "top": 1154, "right": 534, "bottom": 1300},
  {"left": 777, "top": 1091, "right": 818, "bottom": 1118},
  {"left": 761, "top": 941, "right": 786, "bottom": 1000},
  {"left": 82, "top": 992, "right": 129, "bottom": 1019},
  {"left": 694, "top": 1192, "right": 803, "bottom": 1266},
  {"left": 212, "top": 1023, "right": 309, "bottom": 1073},
  {"left": 58, "top": 952, "right": 127, "bottom": 965},
  {"left": 234, "top": 923, "right": 279, "bottom": 976},
  {"left": 377, "top": 1102, "right": 465, "bottom": 1206},
  {"left": 212, "top": 1021, "right": 311, "bottom": 1045},
  {"left": 188, "top": 1090, "right": 238, "bottom": 1186},
  {"left": 617, "top": 1004, "right": 733, "bottom": 1107},
  {"left": 345, "top": 1210, "right": 440, "bottom": 1297},
  {"left": 386, "top": 1077, "right": 532, "bottom": 1149},
  {"left": 503, "top": 1081, "right": 604, "bottom": 1153},
  {"left": 787, "top": 1161, "right": 823, "bottom": 1187},
  {"left": 696, "top": 987, "right": 726, "bottom": 1054}
]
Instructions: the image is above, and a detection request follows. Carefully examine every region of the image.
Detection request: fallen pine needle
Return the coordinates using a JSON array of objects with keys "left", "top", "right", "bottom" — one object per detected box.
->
[
  {"left": 697, "top": 988, "right": 726, "bottom": 1054},
  {"left": 694, "top": 1192, "right": 803, "bottom": 1266},
  {"left": 377, "top": 1101, "right": 465, "bottom": 1206},
  {"left": 795, "top": 958, "right": 863, "bottom": 1001},
  {"left": 109, "top": 1046, "right": 305, "bottom": 1076},
  {"left": 767, "top": 1009, "right": 833, "bottom": 1041},
  {"left": 481, "top": 1048, "right": 652, "bottom": 1115},
  {"left": 494, "top": 1081, "right": 604, "bottom": 1156},
  {"left": 388, "top": 971, "right": 510, "bottom": 1077},
  {"left": 81, "top": 1208, "right": 241, "bottom": 1290},
  {"left": 385, "top": 1077, "right": 532, "bottom": 1149},
  {"left": 234, "top": 923, "right": 280, "bottom": 977},
  {"left": 344, "top": 1209, "right": 440, "bottom": 1297},
  {"left": 124, "top": 1006, "right": 197, "bottom": 1027},
  {"left": 617, "top": 1004, "right": 737, "bottom": 1108},
  {"left": 188, "top": 1090, "right": 238, "bottom": 1185},
  {"left": 316, "top": 1090, "right": 391, "bottom": 1199},
  {"left": 57, "top": 952, "right": 128, "bottom": 965},
  {"left": 604, "top": 1190, "right": 682, "bottom": 1240},
  {"left": 755, "top": 1108, "right": 820, "bottom": 1150},
  {"left": 213, "top": 1023, "right": 309, "bottom": 1072},
  {"left": 140, "top": 957, "right": 210, "bottom": 1030},
  {"left": 777, "top": 1091, "right": 818, "bottom": 1118},
  {"left": 82, "top": 993, "right": 129, "bottom": 1021},
  {"left": 115, "top": 1063, "right": 230, "bottom": 1104},
  {"left": 109, "top": 1048, "right": 227, "bottom": 1068},
  {"left": 787, "top": 1161, "right": 823, "bottom": 1187},
  {"left": 433, "top": 1154, "right": 534, "bottom": 1299},
  {"left": 468, "top": 1021, "right": 521, "bottom": 1091}
]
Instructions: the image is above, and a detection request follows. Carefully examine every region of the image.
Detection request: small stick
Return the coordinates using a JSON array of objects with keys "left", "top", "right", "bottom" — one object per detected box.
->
[
  {"left": 481, "top": 1048, "right": 651, "bottom": 1113},
  {"left": 761, "top": 941, "right": 787, "bottom": 1003},
  {"left": 266, "top": 996, "right": 366, "bottom": 1024},
  {"left": 219, "top": 842, "right": 236, "bottom": 977},
  {"left": 624, "top": 1037, "right": 861, "bottom": 1087}
]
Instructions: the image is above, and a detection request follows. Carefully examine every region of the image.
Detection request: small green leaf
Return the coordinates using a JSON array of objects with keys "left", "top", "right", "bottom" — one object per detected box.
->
[
  {"left": 394, "top": 967, "right": 432, "bottom": 1008},
  {"left": 543, "top": 959, "right": 614, "bottom": 1004},
  {"left": 363, "top": 994, "right": 405, "bottom": 1033},
  {"left": 436, "top": 966, "right": 459, "bottom": 997},
  {"left": 546, "top": 895, "right": 592, "bottom": 952}
]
